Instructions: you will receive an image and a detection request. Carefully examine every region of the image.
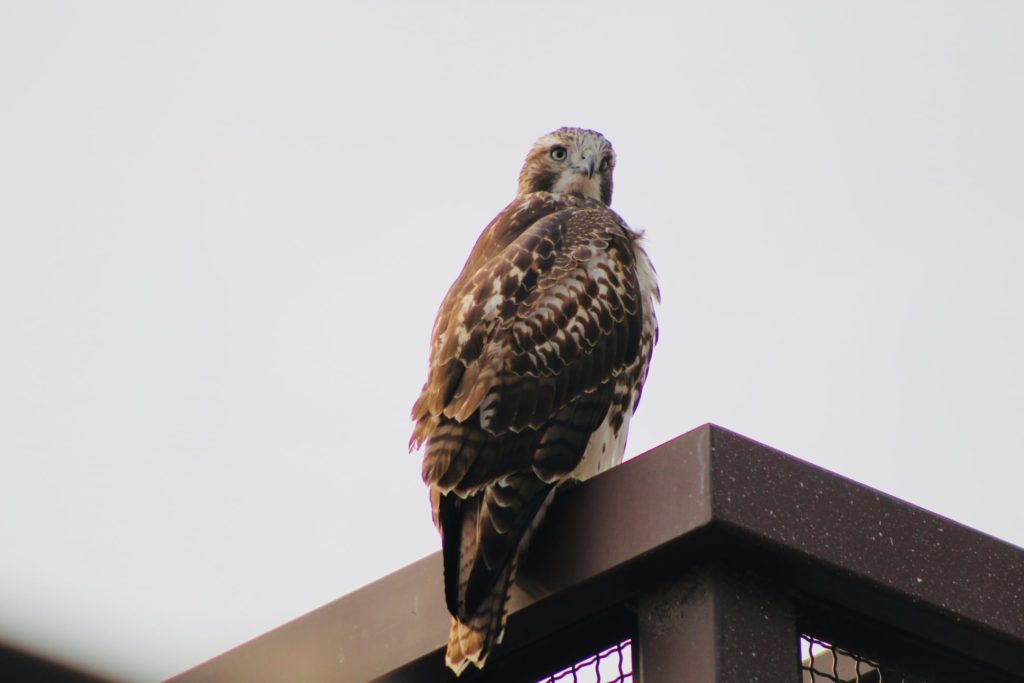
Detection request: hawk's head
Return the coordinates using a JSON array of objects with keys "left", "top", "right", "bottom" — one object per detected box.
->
[{"left": 517, "top": 127, "right": 616, "bottom": 206}]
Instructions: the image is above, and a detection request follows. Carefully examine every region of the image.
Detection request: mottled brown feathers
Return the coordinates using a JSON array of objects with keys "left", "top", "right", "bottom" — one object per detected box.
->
[{"left": 410, "top": 128, "right": 658, "bottom": 675}]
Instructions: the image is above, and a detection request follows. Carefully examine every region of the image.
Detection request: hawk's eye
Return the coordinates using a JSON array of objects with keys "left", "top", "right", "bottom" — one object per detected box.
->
[
  {"left": 599, "top": 155, "right": 612, "bottom": 172},
  {"left": 550, "top": 146, "right": 568, "bottom": 161}
]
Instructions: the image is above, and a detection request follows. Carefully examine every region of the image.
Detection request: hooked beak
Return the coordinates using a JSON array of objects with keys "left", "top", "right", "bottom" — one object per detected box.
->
[{"left": 577, "top": 149, "right": 598, "bottom": 179}]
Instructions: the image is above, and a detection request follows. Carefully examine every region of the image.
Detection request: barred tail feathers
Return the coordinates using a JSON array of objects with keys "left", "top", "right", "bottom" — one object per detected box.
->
[
  {"left": 444, "top": 486, "right": 557, "bottom": 675},
  {"left": 444, "top": 561, "right": 511, "bottom": 675}
]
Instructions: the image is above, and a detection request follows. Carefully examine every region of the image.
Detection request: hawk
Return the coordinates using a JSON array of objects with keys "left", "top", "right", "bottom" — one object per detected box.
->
[{"left": 410, "top": 127, "right": 659, "bottom": 675}]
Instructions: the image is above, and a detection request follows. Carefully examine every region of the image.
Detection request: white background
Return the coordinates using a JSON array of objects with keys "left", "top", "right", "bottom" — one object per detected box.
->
[{"left": 2, "top": 2, "right": 1022, "bottom": 681}]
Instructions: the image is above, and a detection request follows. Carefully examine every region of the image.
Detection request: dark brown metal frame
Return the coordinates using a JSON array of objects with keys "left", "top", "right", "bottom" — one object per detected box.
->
[{"left": 169, "top": 424, "right": 1024, "bottom": 682}]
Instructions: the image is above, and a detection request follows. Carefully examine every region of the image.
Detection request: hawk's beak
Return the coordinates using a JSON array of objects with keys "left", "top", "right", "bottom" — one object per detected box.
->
[{"left": 578, "top": 151, "right": 598, "bottom": 179}]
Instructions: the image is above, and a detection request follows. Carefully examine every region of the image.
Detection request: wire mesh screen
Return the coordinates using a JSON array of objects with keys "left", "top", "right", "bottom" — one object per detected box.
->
[
  {"left": 801, "top": 634, "right": 924, "bottom": 683},
  {"left": 533, "top": 639, "right": 633, "bottom": 683}
]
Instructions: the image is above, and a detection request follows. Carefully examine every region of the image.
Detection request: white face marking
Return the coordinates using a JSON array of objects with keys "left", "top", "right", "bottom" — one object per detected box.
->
[{"left": 551, "top": 171, "right": 602, "bottom": 199}]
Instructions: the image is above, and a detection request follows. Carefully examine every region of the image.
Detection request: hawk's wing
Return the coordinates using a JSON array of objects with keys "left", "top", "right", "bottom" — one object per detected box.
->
[{"left": 410, "top": 192, "right": 655, "bottom": 672}]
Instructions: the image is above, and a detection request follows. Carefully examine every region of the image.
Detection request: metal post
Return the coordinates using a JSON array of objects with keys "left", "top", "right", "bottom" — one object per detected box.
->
[{"left": 636, "top": 563, "right": 797, "bottom": 683}]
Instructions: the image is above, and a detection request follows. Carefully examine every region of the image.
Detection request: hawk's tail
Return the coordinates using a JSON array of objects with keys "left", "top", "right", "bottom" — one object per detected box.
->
[
  {"left": 444, "top": 560, "right": 514, "bottom": 675},
  {"left": 444, "top": 486, "right": 557, "bottom": 675}
]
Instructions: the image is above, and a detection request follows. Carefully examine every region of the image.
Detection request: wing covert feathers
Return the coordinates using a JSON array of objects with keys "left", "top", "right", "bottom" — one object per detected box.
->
[{"left": 411, "top": 191, "right": 658, "bottom": 674}]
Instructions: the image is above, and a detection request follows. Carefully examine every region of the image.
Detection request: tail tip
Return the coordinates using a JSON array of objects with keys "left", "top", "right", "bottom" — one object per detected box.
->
[{"left": 445, "top": 618, "right": 490, "bottom": 676}]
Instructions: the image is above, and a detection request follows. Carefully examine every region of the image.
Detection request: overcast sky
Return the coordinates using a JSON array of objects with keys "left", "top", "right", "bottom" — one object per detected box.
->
[{"left": 2, "top": 2, "right": 1023, "bottom": 681}]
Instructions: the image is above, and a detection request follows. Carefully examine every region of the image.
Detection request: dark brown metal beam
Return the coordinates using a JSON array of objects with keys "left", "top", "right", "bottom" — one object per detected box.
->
[
  {"left": 167, "top": 424, "right": 1024, "bottom": 683},
  {"left": 705, "top": 427, "right": 1024, "bottom": 673}
]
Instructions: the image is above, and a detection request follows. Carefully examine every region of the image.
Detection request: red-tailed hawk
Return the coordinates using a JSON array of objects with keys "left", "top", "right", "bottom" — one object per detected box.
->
[{"left": 410, "top": 127, "right": 659, "bottom": 675}]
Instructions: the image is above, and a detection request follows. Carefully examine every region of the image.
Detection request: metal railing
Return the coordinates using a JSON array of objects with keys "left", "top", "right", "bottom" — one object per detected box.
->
[
  {"left": 169, "top": 425, "right": 1024, "bottom": 683},
  {"left": 534, "top": 640, "right": 633, "bottom": 683}
]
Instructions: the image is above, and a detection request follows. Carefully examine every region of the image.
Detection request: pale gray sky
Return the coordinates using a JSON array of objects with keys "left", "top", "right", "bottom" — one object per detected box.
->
[{"left": 2, "top": 2, "right": 1022, "bottom": 681}]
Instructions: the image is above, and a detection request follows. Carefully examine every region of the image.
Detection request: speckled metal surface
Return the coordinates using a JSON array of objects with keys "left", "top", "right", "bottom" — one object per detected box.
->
[
  {"left": 707, "top": 426, "right": 1024, "bottom": 674},
  {"left": 636, "top": 565, "right": 797, "bottom": 683},
  {"left": 167, "top": 424, "right": 1024, "bottom": 683},
  {"left": 712, "top": 426, "right": 1024, "bottom": 633}
]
